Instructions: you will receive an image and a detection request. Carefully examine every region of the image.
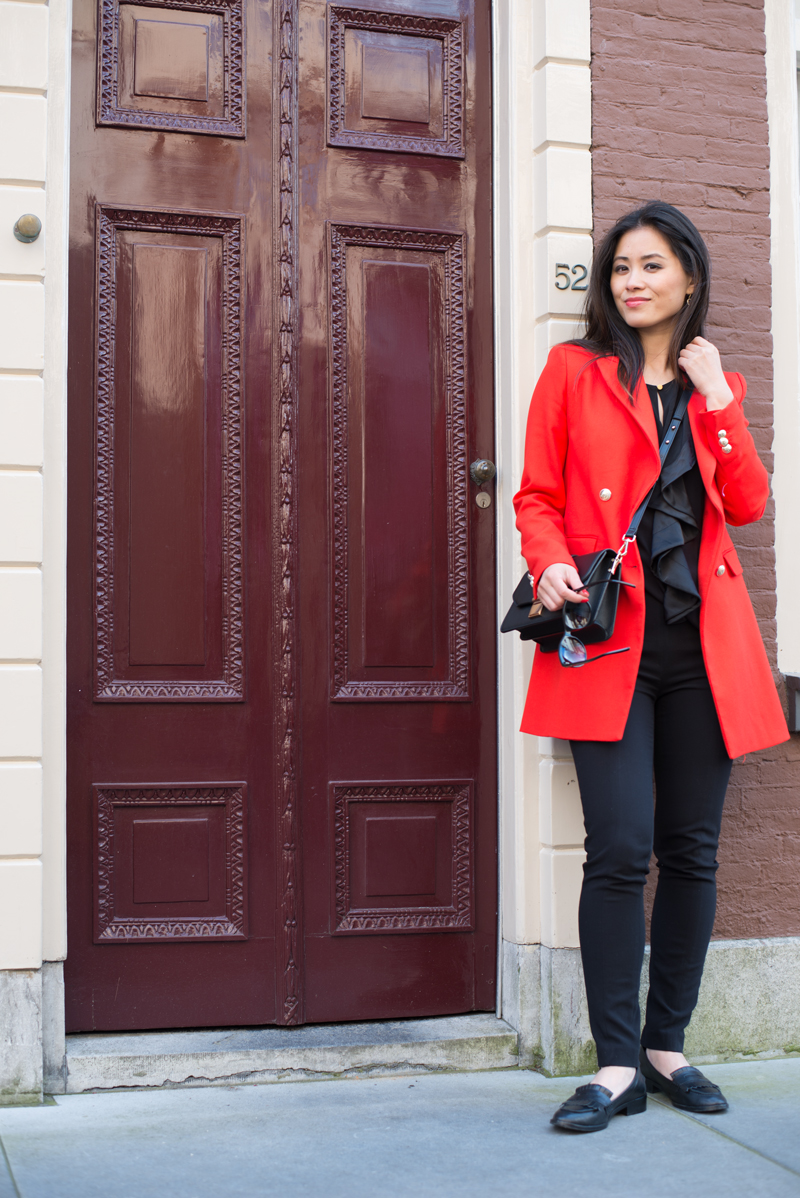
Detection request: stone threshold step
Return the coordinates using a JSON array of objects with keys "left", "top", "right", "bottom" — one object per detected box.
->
[{"left": 61, "top": 1014, "right": 519, "bottom": 1094}]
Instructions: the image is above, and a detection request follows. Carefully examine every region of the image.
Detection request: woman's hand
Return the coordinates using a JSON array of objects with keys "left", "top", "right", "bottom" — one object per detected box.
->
[
  {"left": 677, "top": 336, "right": 734, "bottom": 411},
  {"left": 537, "top": 563, "right": 589, "bottom": 612}
]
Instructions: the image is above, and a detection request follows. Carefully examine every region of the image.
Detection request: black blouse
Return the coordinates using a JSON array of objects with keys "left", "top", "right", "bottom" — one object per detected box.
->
[{"left": 637, "top": 379, "right": 705, "bottom": 626}]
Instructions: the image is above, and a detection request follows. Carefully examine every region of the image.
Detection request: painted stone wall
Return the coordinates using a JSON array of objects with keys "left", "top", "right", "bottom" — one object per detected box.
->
[
  {"left": 590, "top": 0, "right": 800, "bottom": 936},
  {"left": 0, "top": 0, "right": 48, "bottom": 972}
]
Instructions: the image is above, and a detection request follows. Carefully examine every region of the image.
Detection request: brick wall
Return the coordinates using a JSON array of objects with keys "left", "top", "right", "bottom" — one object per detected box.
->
[{"left": 591, "top": 0, "right": 800, "bottom": 937}]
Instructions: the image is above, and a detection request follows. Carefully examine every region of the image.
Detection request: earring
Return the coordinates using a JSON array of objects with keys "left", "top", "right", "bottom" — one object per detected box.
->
[{"left": 685, "top": 293, "right": 692, "bottom": 306}]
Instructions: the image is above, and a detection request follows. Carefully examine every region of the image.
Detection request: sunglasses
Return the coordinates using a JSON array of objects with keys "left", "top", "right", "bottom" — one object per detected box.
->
[{"left": 558, "top": 634, "right": 631, "bottom": 668}]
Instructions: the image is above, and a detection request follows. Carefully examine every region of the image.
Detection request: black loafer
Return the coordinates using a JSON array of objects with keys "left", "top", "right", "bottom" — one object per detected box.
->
[
  {"left": 550, "top": 1070, "right": 647, "bottom": 1133},
  {"left": 639, "top": 1047, "right": 728, "bottom": 1113}
]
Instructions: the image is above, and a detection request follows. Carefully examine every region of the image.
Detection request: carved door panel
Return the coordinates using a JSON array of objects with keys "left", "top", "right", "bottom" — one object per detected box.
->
[
  {"left": 295, "top": 0, "right": 496, "bottom": 1022},
  {"left": 66, "top": 0, "right": 281, "bottom": 1030}
]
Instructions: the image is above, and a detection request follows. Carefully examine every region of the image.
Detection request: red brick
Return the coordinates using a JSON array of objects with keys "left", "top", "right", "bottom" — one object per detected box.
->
[
  {"left": 704, "top": 186, "right": 770, "bottom": 214},
  {"left": 655, "top": 183, "right": 707, "bottom": 208},
  {"left": 729, "top": 332, "right": 773, "bottom": 357},
  {"left": 655, "top": 43, "right": 766, "bottom": 77},
  {"left": 752, "top": 595, "right": 778, "bottom": 620},
  {"left": 596, "top": 0, "right": 661, "bottom": 14},
  {"left": 638, "top": 86, "right": 709, "bottom": 113},
  {"left": 686, "top": 162, "right": 768, "bottom": 189},
  {"left": 750, "top": 426, "right": 775, "bottom": 452},
  {"left": 655, "top": 0, "right": 764, "bottom": 19},
  {"left": 655, "top": 131, "right": 708, "bottom": 160},
  {"left": 754, "top": 760, "right": 800, "bottom": 787},
  {"left": 722, "top": 346, "right": 773, "bottom": 368},
  {"left": 631, "top": 16, "right": 765, "bottom": 54},
  {"left": 712, "top": 306, "right": 771, "bottom": 332},
  {"left": 736, "top": 547, "right": 777, "bottom": 571},
  {"left": 728, "top": 117, "right": 772, "bottom": 143},
  {"left": 738, "top": 401, "right": 776, "bottom": 424},
  {"left": 705, "top": 144, "right": 771, "bottom": 170},
  {"left": 729, "top": 211, "right": 772, "bottom": 234},
  {"left": 685, "top": 0, "right": 765, "bottom": 19},
  {"left": 594, "top": 100, "right": 732, "bottom": 138}
]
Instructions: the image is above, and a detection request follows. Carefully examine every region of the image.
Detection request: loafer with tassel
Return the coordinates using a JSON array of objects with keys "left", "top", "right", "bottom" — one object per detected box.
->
[
  {"left": 550, "top": 1069, "right": 647, "bottom": 1133},
  {"left": 639, "top": 1047, "right": 728, "bottom": 1113}
]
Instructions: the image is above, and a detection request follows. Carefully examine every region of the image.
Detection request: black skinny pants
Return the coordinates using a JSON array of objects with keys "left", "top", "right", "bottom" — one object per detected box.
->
[{"left": 570, "top": 596, "right": 732, "bottom": 1068}]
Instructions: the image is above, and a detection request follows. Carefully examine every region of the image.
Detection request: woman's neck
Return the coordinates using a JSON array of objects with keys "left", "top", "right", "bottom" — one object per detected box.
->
[{"left": 639, "top": 327, "right": 674, "bottom": 386}]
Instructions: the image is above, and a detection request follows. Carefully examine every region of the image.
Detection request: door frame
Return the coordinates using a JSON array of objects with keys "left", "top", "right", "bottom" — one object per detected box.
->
[{"left": 53, "top": 0, "right": 503, "bottom": 1037}]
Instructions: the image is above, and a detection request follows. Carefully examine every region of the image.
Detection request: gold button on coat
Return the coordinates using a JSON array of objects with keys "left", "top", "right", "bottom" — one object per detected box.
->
[
  {"left": 599, "top": 488, "right": 612, "bottom": 501},
  {"left": 716, "top": 565, "right": 726, "bottom": 576}
]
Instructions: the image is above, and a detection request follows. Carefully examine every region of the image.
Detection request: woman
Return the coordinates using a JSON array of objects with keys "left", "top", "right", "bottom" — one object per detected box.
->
[{"left": 513, "top": 201, "right": 789, "bottom": 1134}]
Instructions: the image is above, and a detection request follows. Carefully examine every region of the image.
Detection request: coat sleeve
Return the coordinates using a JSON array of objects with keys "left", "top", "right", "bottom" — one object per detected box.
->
[
  {"left": 512, "top": 344, "right": 575, "bottom": 589},
  {"left": 695, "top": 372, "right": 770, "bottom": 527}
]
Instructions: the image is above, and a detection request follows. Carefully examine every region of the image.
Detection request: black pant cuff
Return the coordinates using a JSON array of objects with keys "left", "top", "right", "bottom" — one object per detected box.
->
[{"left": 640, "top": 1033, "right": 685, "bottom": 1053}]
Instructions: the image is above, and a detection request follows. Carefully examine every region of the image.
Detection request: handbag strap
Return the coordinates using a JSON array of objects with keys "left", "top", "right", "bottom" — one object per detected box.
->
[{"left": 610, "top": 385, "right": 692, "bottom": 575}]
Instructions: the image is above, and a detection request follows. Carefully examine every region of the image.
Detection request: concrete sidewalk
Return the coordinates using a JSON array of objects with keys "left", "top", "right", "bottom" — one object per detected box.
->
[{"left": 0, "top": 1059, "right": 798, "bottom": 1198}]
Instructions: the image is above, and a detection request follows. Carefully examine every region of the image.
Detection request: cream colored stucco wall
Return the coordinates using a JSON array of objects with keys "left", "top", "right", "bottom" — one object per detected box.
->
[
  {"left": 0, "top": 0, "right": 70, "bottom": 970},
  {"left": 493, "top": 0, "right": 592, "bottom": 962}
]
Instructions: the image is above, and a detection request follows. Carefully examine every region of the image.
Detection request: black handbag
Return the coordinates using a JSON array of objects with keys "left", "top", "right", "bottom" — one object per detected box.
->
[
  {"left": 501, "top": 386, "right": 692, "bottom": 651},
  {"left": 500, "top": 547, "right": 627, "bottom": 651}
]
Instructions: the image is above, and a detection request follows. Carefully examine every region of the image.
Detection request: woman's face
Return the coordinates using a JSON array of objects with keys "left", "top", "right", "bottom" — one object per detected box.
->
[{"left": 610, "top": 226, "right": 695, "bottom": 333}]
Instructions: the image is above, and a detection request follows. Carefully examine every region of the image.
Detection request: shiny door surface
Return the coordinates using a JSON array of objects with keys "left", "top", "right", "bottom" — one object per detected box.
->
[
  {"left": 295, "top": 0, "right": 496, "bottom": 1021},
  {"left": 66, "top": 0, "right": 280, "bottom": 1029}
]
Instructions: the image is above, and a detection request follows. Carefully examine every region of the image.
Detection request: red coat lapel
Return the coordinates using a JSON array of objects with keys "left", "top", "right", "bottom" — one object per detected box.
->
[{"left": 593, "top": 356, "right": 659, "bottom": 458}]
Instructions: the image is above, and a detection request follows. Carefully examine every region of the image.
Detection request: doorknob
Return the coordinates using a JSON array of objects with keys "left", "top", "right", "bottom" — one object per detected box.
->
[
  {"left": 470, "top": 459, "right": 496, "bottom": 485},
  {"left": 13, "top": 214, "right": 42, "bottom": 243}
]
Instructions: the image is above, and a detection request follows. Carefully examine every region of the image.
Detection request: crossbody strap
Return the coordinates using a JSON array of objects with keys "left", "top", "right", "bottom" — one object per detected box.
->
[{"left": 610, "top": 385, "right": 693, "bottom": 575}]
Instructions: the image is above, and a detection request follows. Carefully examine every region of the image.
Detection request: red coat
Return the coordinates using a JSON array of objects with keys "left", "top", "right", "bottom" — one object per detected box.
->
[{"left": 513, "top": 343, "right": 789, "bottom": 759}]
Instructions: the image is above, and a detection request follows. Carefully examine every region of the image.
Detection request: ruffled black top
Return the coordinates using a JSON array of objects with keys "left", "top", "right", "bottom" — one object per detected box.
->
[{"left": 637, "top": 379, "right": 705, "bottom": 627}]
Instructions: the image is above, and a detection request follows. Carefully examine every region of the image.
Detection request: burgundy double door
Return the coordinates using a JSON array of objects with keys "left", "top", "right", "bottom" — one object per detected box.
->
[{"left": 66, "top": 0, "right": 496, "bottom": 1030}]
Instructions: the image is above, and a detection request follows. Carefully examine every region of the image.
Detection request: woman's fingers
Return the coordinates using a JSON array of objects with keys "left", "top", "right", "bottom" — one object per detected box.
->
[
  {"left": 678, "top": 337, "right": 733, "bottom": 409},
  {"left": 680, "top": 337, "right": 720, "bottom": 367},
  {"left": 561, "top": 565, "right": 588, "bottom": 598},
  {"left": 679, "top": 339, "right": 718, "bottom": 376},
  {"left": 538, "top": 563, "right": 590, "bottom": 611},
  {"left": 537, "top": 580, "right": 564, "bottom": 612}
]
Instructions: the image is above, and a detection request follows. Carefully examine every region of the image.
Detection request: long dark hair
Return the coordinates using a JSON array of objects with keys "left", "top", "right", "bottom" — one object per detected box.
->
[{"left": 573, "top": 201, "right": 711, "bottom": 400}]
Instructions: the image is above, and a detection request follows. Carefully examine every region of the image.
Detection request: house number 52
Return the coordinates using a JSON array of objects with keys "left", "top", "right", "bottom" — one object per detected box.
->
[{"left": 555, "top": 263, "right": 588, "bottom": 291}]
